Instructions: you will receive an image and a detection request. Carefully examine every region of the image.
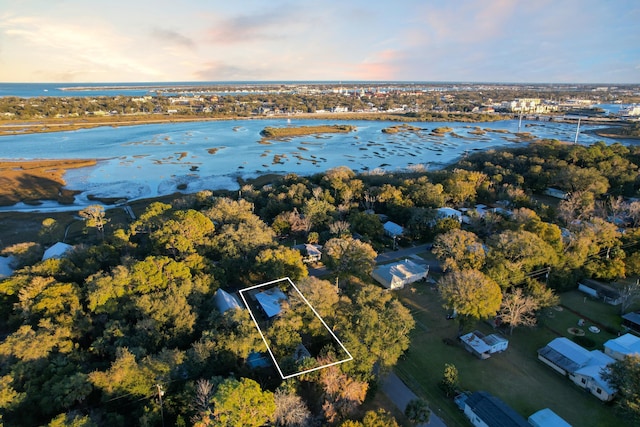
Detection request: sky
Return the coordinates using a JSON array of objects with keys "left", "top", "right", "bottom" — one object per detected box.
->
[{"left": 0, "top": 0, "right": 638, "bottom": 84}]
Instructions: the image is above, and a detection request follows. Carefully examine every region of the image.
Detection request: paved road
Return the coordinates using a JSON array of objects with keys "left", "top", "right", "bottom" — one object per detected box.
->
[{"left": 381, "top": 371, "right": 448, "bottom": 427}]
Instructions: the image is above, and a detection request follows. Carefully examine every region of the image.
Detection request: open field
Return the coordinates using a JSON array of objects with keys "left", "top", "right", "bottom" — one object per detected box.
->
[
  {"left": 0, "top": 159, "right": 96, "bottom": 206},
  {"left": 393, "top": 283, "right": 630, "bottom": 427}
]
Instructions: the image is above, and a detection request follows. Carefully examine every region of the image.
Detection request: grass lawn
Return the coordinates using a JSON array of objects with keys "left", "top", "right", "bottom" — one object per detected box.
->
[{"left": 393, "top": 283, "right": 631, "bottom": 427}]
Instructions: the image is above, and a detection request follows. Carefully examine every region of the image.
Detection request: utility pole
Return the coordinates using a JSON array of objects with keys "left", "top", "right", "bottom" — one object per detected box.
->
[{"left": 156, "top": 384, "right": 165, "bottom": 427}]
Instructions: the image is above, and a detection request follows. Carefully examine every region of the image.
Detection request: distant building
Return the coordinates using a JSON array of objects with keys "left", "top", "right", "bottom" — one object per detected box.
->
[
  {"left": 577, "top": 278, "right": 623, "bottom": 306},
  {"left": 383, "top": 221, "right": 404, "bottom": 238},
  {"left": 214, "top": 289, "right": 242, "bottom": 313},
  {"left": 622, "top": 311, "right": 640, "bottom": 334},
  {"left": 435, "top": 207, "right": 463, "bottom": 222},
  {"left": 42, "top": 242, "right": 73, "bottom": 261}
]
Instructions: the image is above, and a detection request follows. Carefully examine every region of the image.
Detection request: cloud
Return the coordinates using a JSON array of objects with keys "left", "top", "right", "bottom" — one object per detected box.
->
[{"left": 150, "top": 27, "right": 196, "bottom": 49}]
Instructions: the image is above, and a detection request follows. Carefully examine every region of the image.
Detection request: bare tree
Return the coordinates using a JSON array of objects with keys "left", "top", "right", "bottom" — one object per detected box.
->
[
  {"left": 329, "top": 220, "right": 350, "bottom": 237},
  {"left": 620, "top": 279, "right": 640, "bottom": 314},
  {"left": 498, "top": 288, "right": 540, "bottom": 335},
  {"left": 273, "top": 389, "right": 313, "bottom": 427}
]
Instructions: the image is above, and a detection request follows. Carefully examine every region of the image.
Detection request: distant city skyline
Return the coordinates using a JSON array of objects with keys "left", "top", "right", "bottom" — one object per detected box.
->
[{"left": 0, "top": 0, "right": 638, "bottom": 84}]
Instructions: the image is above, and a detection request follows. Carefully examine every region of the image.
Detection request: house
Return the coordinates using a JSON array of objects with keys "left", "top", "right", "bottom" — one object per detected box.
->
[
  {"left": 460, "top": 331, "right": 508, "bottom": 359},
  {"left": 603, "top": 333, "right": 640, "bottom": 360},
  {"left": 371, "top": 259, "right": 428, "bottom": 290},
  {"left": 528, "top": 408, "right": 572, "bottom": 427},
  {"left": 42, "top": 242, "right": 73, "bottom": 261},
  {"left": 622, "top": 311, "right": 640, "bottom": 334},
  {"left": 214, "top": 289, "right": 242, "bottom": 313},
  {"left": 294, "top": 243, "right": 322, "bottom": 263},
  {"left": 462, "top": 391, "right": 529, "bottom": 427},
  {"left": 537, "top": 337, "right": 615, "bottom": 401},
  {"left": 544, "top": 188, "right": 569, "bottom": 200},
  {"left": 383, "top": 221, "right": 404, "bottom": 238},
  {"left": 255, "top": 287, "right": 288, "bottom": 318},
  {"left": 577, "top": 278, "right": 623, "bottom": 306},
  {"left": 436, "top": 207, "right": 463, "bottom": 222}
]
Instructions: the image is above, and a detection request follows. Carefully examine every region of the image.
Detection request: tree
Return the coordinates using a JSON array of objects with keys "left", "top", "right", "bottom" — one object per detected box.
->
[
  {"left": 323, "top": 237, "right": 377, "bottom": 281},
  {"left": 432, "top": 229, "right": 485, "bottom": 272},
  {"left": 440, "top": 363, "right": 459, "bottom": 397},
  {"left": 150, "top": 209, "right": 214, "bottom": 258},
  {"left": 619, "top": 279, "right": 640, "bottom": 314},
  {"left": 212, "top": 377, "right": 276, "bottom": 427},
  {"left": 255, "top": 246, "right": 308, "bottom": 281},
  {"left": 273, "top": 389, "right": 313, "bottom": 427},
  {"left": 39, "top": 217, "right": 60, "bottom": 245},
  {"left": 498, "top": 288, "right": 540, "bottom": 334},
  {"left": 438, "top": 269, "right": 502, "bottom": 333},
  {"left": 320, "top": 362, "right": 368, "bottom": 424},
  {"left": 404, "top": 398, "right": 431, "bottom": 425},
  {"left": 601, "top": 354, "right": 640, "bottom": 424},
  {"left": 79, "top": 205, "right": 109, "bottom": 239}
]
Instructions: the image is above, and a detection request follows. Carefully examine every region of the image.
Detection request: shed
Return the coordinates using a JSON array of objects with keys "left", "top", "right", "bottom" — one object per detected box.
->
[
  {"left": 42, "top": 242, "right": 73, "bottom": 261},
  {"left": 383, "top": 221, "right": 404, "bottom": 238},
  {"left": 528, "top": 408, "right": 572, "bottom": 427},
  {"left": 604, "top": 333, "right": 640, "bottom": 361},
  {"left": 255, "top": 287, "right": 288, "bottom": 318},
  {"left": 214, "top": 289, "right": 242, "bottom": 313},
  {"left": 436, "top": 207, "right": 463, "bottom": 222},
  {"left": 577, "top": 278, "right": 622, "bottom": 305},
  {"left": 371, "top": 259, "right": 428, "bottom": 290},
  {"left": 463, "top": 391, "right": 529, "bottom": 427},
  {"left": 460, "top": 331, "right": 508, "bottom": 359}
]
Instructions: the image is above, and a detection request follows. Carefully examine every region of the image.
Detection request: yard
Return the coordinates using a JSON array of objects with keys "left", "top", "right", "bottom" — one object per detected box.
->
[{"left": 393, "top": 283, "right": 631, "bottom": 427}]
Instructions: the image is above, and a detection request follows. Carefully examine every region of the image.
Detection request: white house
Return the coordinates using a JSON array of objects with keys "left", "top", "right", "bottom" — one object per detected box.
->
[
  {"left": 214, "top": 289, "right": 242, "bottom": 313},
  {"left": 463, "top": 391, "right": 529, "bottom": 427},
  {"left": 604, "top": 333, "right": 640, "bottom": 361},
  {"left": 460, "top": 330, "right": 508, "bottom": 359},
  {"left": 371, "top": 259, "right": 428, "bottom": 290},
  {"left": 383, "top": 221, "right": 404, "bottom": 238},
  {"left": 42, "top": 242, "right": 73, "bottom": 261},
  {"left": 528, "top": 408, "right": 572, "bottom": 427},
  {"left": 537, "top": 337, "right": 616, "bottom": 401}
]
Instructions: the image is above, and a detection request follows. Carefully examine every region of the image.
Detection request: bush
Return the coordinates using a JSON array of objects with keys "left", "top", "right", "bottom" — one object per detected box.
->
[{"left": 573, "top": 335, "right": 596, "bottom": 349}]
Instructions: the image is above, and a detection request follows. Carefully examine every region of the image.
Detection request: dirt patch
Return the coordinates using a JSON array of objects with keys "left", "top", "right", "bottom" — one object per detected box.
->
[{"left": 0, "top": 159, "right": 96, "bottom": 206}]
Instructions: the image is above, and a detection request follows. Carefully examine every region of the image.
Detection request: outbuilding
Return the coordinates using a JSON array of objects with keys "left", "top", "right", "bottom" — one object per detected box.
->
[
  {"left": 460, "top": 331, "right": 508, "bottom": 359},
  {"left": 604, "top": 333, "right": 640, "bottom": 361},
  {"left": 528, "top": 408, "right": 572, "bottom": 427},
  {"left": 463, "top": 391, "right": 529, "bottom": 427}
]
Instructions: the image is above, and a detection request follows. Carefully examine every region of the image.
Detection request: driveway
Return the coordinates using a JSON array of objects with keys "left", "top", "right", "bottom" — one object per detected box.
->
[{"left": 381, "top": 371, "right": 448, "bottom": 427}]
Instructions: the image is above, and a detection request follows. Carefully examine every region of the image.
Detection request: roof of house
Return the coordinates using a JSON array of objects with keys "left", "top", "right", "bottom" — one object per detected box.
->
[
  {"left": 465, "top": 391, "right": 529, "bottom": 427},
  {"left": 214, "top": 289, "right": 242, "bottom": 313},
  {"left": 461, "top": 331, "right": 492, "bottom": 354},
  {"left": 255, "top": 287, "right": 288, "bottom": 318},
  {"left": 604, "top": 333, "right": 640, "bottom": 356},
  {"left": 574, "top": 361, "right": 616, "bottom": 395},
  {"left": 528, "top": 408, "right": 572, "bottom": 427},
  {"left": 622, "top": 311, "right": 640, "bottom": 325},
  {"left": 437, "top": 207, "right": 463, "bottom": 218},
  {"left": 0, "top": 256, "right": 15, "bottom": 279},
  {"left": 371, "top": 259, "right": 428, "bottom": 288},
  {"left": 383, "top": 221, "right": 404, "bottom": 236},
  {"left": 42, "top": 242, "right": 73, "bottom": 261},
  {"left": 304, "top": 243, "right": 322, "bottom": 257},
  {"left": 538, "top": 337, "right": 592, "bottom": 373}
]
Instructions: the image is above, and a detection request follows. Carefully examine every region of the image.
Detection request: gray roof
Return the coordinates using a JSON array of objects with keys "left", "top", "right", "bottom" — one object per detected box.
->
[
  {"left": 538, "top": 337, "right": 591, "bottom": 373},
  {"left": 214, "top": 289, "right": 242, "bottom": 313},
  {"left": 465, "top": 391, "right": 529, "bottom": 427}
]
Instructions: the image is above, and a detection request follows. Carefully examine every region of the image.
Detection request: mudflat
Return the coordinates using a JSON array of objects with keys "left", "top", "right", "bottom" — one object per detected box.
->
[{"left": 0, "top": 159, "right": 96, "bottom": 206}]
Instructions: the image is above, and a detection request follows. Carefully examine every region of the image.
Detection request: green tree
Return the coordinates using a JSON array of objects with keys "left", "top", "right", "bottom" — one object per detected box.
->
[
  {"left": 438, "top": 269, "right": 502, "bottom": 333},
  {"left": 79, "top": 205, "right": 109, "bottom": 239},
  {"left": 212, "top": 377, "right": 276, "bottom": 427},
  {"left": 255, "top": 246, "right": 308, "bottom": 281},
  {"left": 404, "top": 398, "right": 431, "bottom": 425},
  {"left": 323, "top": 237, "right": 377, "bottom": 281},
  {"left": 150, "top": 209, "right": 214, "bottom": 258},
  {"left": 39, "top": 217, "right": 60, "bottom": 245},
  {"left": 440, "top": 363, "right": 459, "bottom": 397},
  {"left": 432, "top": 229, "right": 485, "bottom": 272},
  {"left": 601, "top": 354, "right": 640, "bottom": 424}
]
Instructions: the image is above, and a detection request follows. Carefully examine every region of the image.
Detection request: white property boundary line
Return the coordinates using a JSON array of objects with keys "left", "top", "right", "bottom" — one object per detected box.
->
[{"left": 238, "top": 277, "right": 353, "bottom": 379}]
